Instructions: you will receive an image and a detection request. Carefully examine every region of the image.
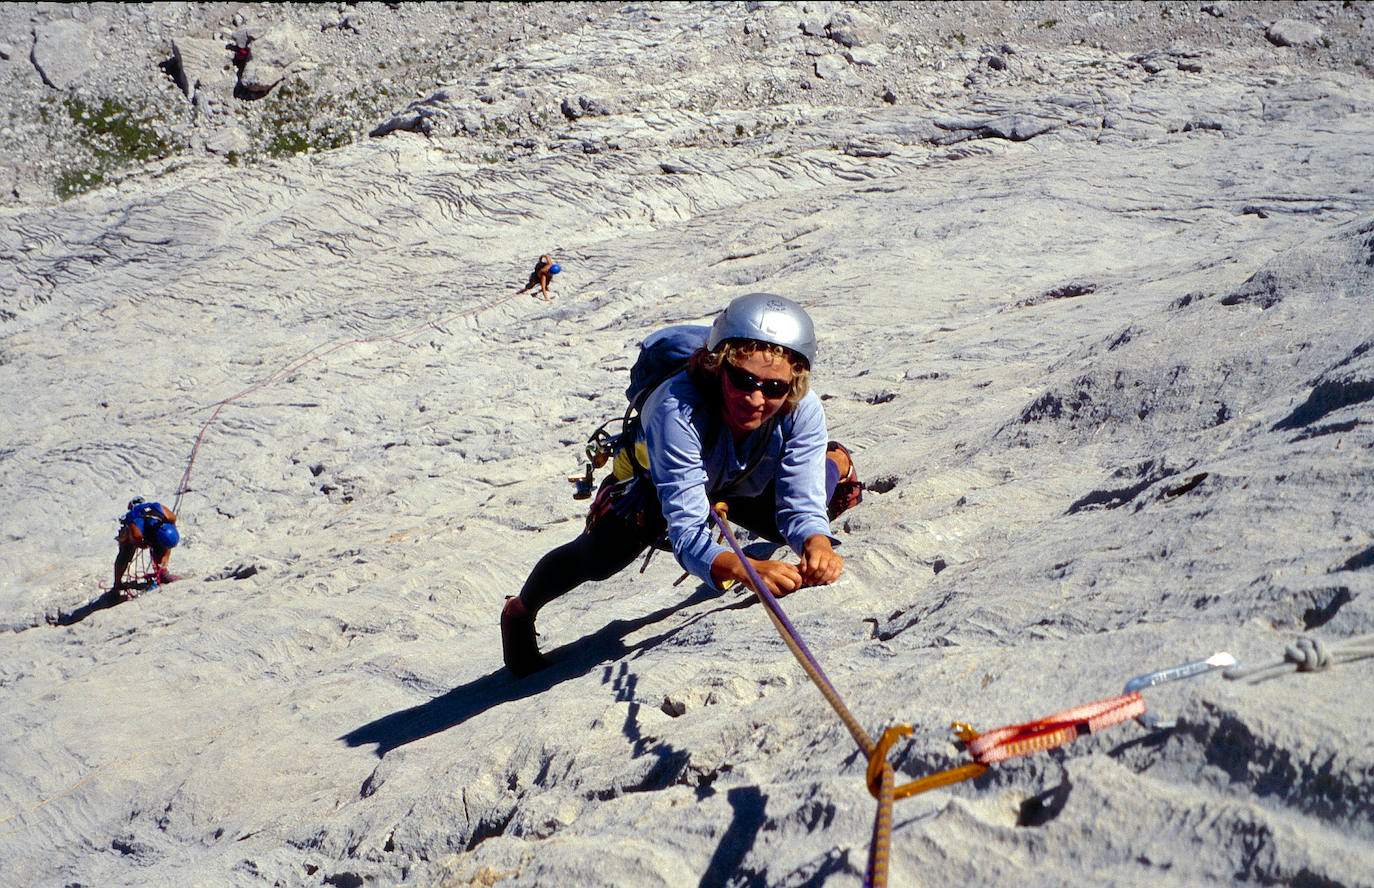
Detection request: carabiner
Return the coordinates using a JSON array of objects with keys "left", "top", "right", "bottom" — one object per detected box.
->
[
  {"left": 866, "top": 723, "right": 988, "bottom": 801},
  {"left": 1123, "top": 651, "right": 1235, "bottom": 730}
]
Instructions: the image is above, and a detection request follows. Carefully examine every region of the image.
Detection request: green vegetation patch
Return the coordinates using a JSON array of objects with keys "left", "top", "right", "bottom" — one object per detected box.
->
[
  {"left": 56, "top": 168, "right": 106, "bottom": 200},
  {"left": 256, "top": 78, "right": 356, "bottom": 158},
  {"left": 54, "top": 95, "right": 184, "bottom": 199},
  {"left": 66, "top": 96, "right": 174, "bottom": 164}
]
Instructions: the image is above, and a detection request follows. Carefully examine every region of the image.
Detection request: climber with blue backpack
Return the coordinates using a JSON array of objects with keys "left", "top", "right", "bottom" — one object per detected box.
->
[
  {"left": 112, "top": 497, "right": 181, "bottom": 597},
  {"left": 501, "top": 292, "right": 862, "bottom": 677},
  {"left": 516, "top": 253, "right": 561, "bottom": 301}
]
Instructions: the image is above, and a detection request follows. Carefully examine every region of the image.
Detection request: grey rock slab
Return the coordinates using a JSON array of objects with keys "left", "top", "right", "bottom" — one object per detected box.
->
[
  {"left": 1266, "top": 18, "right": 1324, "bottom": 48},
  {"left": 2, "top": 4, "right": 1374, "bottom": 888},
  {"left": 203, "top": 123, "right": 250, "bottom": 155},
  {"left": 238, "top": 21, "right": 306, "bottom": 94},
  {"left": 814, "top": 52, "right": 860, "bottom": 86},
  {"left": 171, "top": 35, "right": 236, "bottom": 103},
  {"left": 843, "top": 44, "right": 888, "bottom": 66},
  {"left": 29, "top": 17, "right": 97, "bottom": 90},
  {"left": 826, "top": 9, "right": 880, "bottom": 48}
]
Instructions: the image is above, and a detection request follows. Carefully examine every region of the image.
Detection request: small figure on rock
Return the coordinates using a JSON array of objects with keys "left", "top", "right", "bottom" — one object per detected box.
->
[
  {"left": 501, "top": 293, "right": 863, "bottom": 677},
  {"left": 113, "top": 497, "right": 181, "bottom": 597},
  {"left": 516, "top": 253, "right": 561, "bottom": 301}
]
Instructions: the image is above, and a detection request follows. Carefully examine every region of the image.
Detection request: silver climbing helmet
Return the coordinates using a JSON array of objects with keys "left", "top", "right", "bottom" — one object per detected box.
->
[{"left": 707, "top": 293, "right": 816, "bottom": 368}]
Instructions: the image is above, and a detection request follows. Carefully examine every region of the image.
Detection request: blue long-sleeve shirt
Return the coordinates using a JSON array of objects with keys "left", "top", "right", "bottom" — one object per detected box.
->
[{"left": 641, "top": 370, "right": 836, "bottom": 583}]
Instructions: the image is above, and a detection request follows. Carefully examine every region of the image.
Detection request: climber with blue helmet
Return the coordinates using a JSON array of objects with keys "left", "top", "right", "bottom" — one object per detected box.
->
[
  {"left": 516, "top": 253, "right": 561, "bottom": 301},
  {"left": 501, "top": 292, "right": 862, "bottom": 677},
  {"left": 112, "top": 497, "right": 181, "bottom": 597}
]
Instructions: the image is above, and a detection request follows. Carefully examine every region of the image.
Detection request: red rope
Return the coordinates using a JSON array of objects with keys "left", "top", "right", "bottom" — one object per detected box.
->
[
  {"left": 97, "top": 548, "right": 159, "bottom": 593},
  {"left": 171, "top": 288, "right": 526, "bottom": 513}
]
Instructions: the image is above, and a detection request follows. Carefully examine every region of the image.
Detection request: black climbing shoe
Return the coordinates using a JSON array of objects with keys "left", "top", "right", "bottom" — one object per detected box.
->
[{"left": 501, "top": 597, "right": 550, "bottom": 678}]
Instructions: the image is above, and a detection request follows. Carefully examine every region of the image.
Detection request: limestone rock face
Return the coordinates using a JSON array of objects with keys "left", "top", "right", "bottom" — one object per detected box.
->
[
  {"left": 814, "top": 52, "right": 860, "bottom": 86},
  {"left": 238, "top": 22, "right": 306, "bottom": 95},
  {"left": 31, "top": 18, "right": 97, "bottom": 90},
  {"left": 171, "top": 35, "right": 236, "bottom": 103},
  {"left": 203, "top": 123, "right": 250, "bottom": 154},
  {"left": 1267, "top": 18, "right": 1324, "bottom": 47},
  {"left": 2, "top": 4, "right": 1374, "bottom": 888},
  {"left": 826, "top": 9, "right": 879, "bottom": 48}
]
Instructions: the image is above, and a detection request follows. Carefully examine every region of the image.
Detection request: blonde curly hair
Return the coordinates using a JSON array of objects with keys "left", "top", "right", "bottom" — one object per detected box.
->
[{"left": 689, "top": 339, "right": 810, "bottom": 413}]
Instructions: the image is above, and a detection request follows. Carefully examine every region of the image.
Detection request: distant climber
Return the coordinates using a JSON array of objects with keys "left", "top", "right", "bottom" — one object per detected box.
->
[
  {"left": 500, "top": 292, "right": 863, "bottom": 677},
  {"left": 112, "top": 497, "right": 180, "bottom": 597},
  {"left": 516, "top": 254, "right": 561, "bottom": 301}
]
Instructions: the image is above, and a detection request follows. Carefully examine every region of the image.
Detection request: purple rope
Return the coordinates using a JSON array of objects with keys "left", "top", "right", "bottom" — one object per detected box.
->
[{"left": 708, "top": 508, "right": 875, "bottom": 755}]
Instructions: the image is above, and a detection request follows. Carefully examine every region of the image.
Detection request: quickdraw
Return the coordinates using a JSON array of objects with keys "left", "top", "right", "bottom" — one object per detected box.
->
[
  {"left": 865, "top": 724, "right": 988, "bottom": 800},
  {"left": 862, "top": 693, "right": 1145, "bottom": 804},
  {"left": 707, "top": 503, "right": 1246, "bottom": 888},
  {"left": 568, "top": 415, "right": 626, "bottom": 500},
  {"left": 964, "top": 692, "right": 1146, "bottom": 764}
]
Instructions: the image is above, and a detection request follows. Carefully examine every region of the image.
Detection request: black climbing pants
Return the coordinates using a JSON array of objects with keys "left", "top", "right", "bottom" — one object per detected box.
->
[{"left": 517, "top": 460, "right": 841, "bottom": 617}]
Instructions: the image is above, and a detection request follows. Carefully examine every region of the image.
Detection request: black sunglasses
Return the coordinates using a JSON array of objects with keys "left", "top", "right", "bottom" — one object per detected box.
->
[{"left": 722, "top": 362, "right": 791, "bottom": 399}]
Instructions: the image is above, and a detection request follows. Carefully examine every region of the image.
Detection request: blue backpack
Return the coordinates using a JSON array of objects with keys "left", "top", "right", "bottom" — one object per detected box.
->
[
  {"left": 570, "top": 323, "right": 787, "bottom": 500},
  {"left": 624, "top": 324, "right": 710, "bottom": 412},
  {"left": 569, "top": 325, "right": 708, "bottom": 498}
]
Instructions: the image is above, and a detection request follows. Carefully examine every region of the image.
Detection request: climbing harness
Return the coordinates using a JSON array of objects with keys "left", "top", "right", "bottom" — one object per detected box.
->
[{"left": 568, "top": 324, "right": 709, "bottom": 499}]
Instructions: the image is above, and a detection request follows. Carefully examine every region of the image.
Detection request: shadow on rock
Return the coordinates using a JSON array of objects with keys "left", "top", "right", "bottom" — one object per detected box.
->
[
  {"left": 48, "top": 584, "right": 154, "bottom": 627},
  {"left": 698, "top": 785, "right": 767, "bottom": 888},
  {"left": 1016, "top": 767, "right": 1072, "bottom": 827},
  {"left": 341, "top": 583, "right": 732, "bottom": 756}
]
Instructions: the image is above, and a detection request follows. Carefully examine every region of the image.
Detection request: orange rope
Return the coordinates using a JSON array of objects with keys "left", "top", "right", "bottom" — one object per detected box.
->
[{"left": 865, "top": 761, "right": 894, "bottom": 888}]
